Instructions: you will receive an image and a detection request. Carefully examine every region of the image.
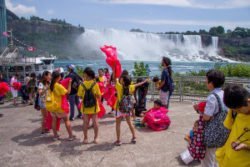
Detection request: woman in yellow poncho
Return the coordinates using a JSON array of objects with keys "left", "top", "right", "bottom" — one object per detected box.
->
[{"left": 216, "top": 85, "right": 250, "bottom": 167}]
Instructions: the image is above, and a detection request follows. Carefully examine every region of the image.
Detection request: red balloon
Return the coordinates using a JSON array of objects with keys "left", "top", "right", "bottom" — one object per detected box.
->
[
  {"left": 0, "top": 82, "right": 10, "bottom": 96},
  {"left": 13, "top": 82, "right": 22, "bottom": 90}
]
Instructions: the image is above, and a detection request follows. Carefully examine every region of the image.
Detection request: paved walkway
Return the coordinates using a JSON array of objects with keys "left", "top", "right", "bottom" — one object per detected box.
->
[{"left": 0, "top": 102, "right": 201, "bottom": 167}]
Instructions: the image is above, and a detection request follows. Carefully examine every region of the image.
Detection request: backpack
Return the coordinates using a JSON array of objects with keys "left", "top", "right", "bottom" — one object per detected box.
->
[
  {"left": 82, "top": 82, "right": 96, "bottom": 109},
  {"left": 203, "top": 93, "right": 230, "bottom": 148},
  {"left": 71, "top": 72, "right": 82, "bottom": 90},
  {"left": 45, "top": 90, "right": 60, "bottom": 112},
  {"left": 119, "top": 87, "right": 133, "bottom": 113}
]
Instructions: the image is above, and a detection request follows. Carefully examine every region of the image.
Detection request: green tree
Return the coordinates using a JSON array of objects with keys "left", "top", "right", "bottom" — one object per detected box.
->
[{"left": 132, "top": 62, "right": 148, "bottom": 76}]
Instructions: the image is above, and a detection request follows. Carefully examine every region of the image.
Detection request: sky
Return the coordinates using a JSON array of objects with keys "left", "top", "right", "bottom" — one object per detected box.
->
[{"left": 5, "top": 0, "right": 250, "bottom": 32}]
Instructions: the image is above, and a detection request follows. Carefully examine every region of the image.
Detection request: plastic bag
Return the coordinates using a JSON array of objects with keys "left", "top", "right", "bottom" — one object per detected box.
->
[
  {"left": 59, "top": 78, "right": 70, "bottom": 113},
  {"left": 144, "top": 107, "right": 171, "bottom": 131},
  {"left": 98, "top": 100, "right": 106, "bottom": 118},
  {"left": 100, "top": 45, "right": 122, "bottom": 78}
]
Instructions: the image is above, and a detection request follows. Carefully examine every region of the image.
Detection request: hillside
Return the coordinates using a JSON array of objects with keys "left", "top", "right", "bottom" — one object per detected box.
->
[{"left": 7, "top": 15, "right": 85, "bottom": 59}]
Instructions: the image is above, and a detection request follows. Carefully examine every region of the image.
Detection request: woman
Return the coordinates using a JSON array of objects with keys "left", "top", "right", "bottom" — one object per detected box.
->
[
  {"left": 46, "top": 71, "right": 75, "bottom": 141},
  {"left": 38, "top": 71, "right": 51, "bottom": 134},
  {"left": 216, "top": 85, "right": 250, "bottom": 167},
  {"left": 158, "top": 57, "right": 173, "bottom": 109}
]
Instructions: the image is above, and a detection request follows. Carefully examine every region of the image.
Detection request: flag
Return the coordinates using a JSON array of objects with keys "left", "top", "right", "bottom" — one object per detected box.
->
[
  {"left": 27, "top": 46, "right": 36, "bottom": 52},
  {"left": 2, "top": 32, "right": 9, "bottom": 37}
]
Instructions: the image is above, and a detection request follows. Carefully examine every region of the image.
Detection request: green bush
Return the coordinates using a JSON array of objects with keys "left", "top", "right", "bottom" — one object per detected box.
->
[{"left": 218, "top": 64, "right": 250, "bottom": 77}]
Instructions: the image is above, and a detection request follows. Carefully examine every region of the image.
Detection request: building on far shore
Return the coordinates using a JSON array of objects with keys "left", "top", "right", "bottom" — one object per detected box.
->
[{"left": 0, "top": 0, "right": 7, "bottom": 51}]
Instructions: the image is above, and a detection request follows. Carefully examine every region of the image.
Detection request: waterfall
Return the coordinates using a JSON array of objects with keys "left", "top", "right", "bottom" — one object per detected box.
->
[
  {"left": 77, "top": 28, "right": 230, "bottom": 62},
  {"left": 211, "top": 36, "right": 219, "bottom": 50}
]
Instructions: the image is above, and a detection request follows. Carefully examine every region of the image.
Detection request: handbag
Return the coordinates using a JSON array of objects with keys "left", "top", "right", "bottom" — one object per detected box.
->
[{"left": 203, "top": 93, "right": 230, "bottom": 148}]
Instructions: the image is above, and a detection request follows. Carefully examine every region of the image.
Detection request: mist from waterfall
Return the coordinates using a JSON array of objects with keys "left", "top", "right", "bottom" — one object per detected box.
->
[{"left": 77, "top": 28, "right": 230, "bottom": 62}]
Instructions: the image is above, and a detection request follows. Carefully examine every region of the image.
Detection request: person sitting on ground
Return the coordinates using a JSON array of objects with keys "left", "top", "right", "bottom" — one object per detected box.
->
[
  {"left": 216, "top": 84, "right": 250, "bottom": 167},
  {"left": 141, "top": 99, "right": 162, "bottom": 125}
]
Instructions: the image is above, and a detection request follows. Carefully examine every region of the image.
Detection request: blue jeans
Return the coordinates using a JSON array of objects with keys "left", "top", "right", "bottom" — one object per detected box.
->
[{"left": 69, "top": 94, "right": 81, "bottom": 119}]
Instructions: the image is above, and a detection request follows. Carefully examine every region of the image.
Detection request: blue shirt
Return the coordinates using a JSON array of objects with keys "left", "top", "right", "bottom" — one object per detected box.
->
[
  {"left": 160, "top": 68, "right": 171, "bottom": 92},
  {"left": 204, "top": 88, "right": 226, "bottom": 117}
]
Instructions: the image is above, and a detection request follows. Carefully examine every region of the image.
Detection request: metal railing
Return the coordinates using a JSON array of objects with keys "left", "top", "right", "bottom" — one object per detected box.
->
[{"left": 133, "top": 76, "right": 250, "bottom": 102}]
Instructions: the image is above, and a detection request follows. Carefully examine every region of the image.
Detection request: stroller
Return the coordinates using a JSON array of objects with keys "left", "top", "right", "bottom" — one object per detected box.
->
[{"left": 134, "top": 78, "right": 149, "bottom": 117}]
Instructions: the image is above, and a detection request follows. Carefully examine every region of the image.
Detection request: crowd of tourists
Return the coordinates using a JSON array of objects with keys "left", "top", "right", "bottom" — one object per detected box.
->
[{"left": 0, "top": 56, "right": 249, "bottom": 167}]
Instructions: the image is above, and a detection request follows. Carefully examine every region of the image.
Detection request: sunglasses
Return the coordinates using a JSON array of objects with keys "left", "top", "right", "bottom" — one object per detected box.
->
[{"left": 231, "top": 128, "right": 250, "bottom": 150}]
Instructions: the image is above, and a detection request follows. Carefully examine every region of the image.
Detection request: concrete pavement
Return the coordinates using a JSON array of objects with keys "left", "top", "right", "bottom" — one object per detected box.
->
[{"left": 0, "top": 101, "right": 201, "bottom": 167}]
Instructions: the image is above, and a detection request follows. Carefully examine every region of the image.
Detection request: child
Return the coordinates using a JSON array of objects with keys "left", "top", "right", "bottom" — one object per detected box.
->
[
  {"left": 104, "top": 68, "right": 110, "bottom": 83},
  {"left": 114, "top": 74, "right": 148, "bottom": 146},
  {"left": 77, "top": 67, "right": 101, "bottom": 144},
  {"left": 216, "top": 85, "right": 250, "bottom": 167},
  {"left": 141, "top": 99, "right": 171, "bottom": 131},
  {"left": 46, "top": 71, "right": 75, "bottom": 141},
  {"left": 185, "top": 101, "right": 206, "bottom": 143},
  {"left": 98, "top": 68, "right": 107, "bottom": 87},
  {"left": 10, "top": 74, "right": 19, "bottom": 106},
  {"left": 141, "top": 99, "right": 162, "bottom": 125},
  {"left": 38, "top": 71, "right": 51, "bottom": 134},
  {"left": 152, "top": 76, "right": 161, "bottom": 89}
]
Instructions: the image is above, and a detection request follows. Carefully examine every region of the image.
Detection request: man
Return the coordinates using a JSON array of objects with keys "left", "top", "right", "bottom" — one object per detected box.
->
[{"left": 65, "top": 64, "right": 83, "bottom": 121}]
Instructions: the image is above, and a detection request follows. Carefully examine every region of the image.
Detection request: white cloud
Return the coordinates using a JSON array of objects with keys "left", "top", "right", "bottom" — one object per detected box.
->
[
  {"left": 6, "top": 0, "right": 37, "bottom": 15},
  {"left": 99, "top": 0, "right": 250, "bottom": 9},
  {"left": 47, "top": 9, "right": 55, "bottom": 15},
  {"left": 118, "top": 18, "right": 250, "bottom": 29}
]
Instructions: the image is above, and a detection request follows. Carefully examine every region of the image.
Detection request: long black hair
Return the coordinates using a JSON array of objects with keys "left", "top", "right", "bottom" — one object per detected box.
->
[
  {"left": 162, "top": 56, "right": 172, "bottom": 77},
  {"left": 121, "top": 75, "right": 131, "bottom": 96},
  {"left": 41, "top": 71, "right": 51, "bottom": 86},
  {"left": 84, "top": 67, "right": 95, "bottom": 79},
  {"left": 50, "top": 71, "right": 60, "bottom": 91}
]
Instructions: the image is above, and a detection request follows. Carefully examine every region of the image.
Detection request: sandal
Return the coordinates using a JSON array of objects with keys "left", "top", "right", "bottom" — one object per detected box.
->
[
  {"left": 67, "top": 135, "right": 76, "bottom": 141},
  {"left": 114, "top": 140, "right": 122, "bottom": 146},
  {"left": 131, "top": 138, "right": 136, "bottom": 144},
  {"left": 53, "top": 135, "right": 60, "bottom": 141}
]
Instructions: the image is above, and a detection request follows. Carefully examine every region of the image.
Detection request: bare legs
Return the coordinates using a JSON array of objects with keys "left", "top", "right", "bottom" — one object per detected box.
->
[
  {"left": 83, "top": 114, "right": 99, "bottom": 144},
  {"left": 41, "top": 109, "right": 48, "bottom": 133},
  {"left": 51, "top": 113, "right": 74, "bottom": 140},
  {"left": 115, "top": 115, "right": 136, "bottom": 144}
]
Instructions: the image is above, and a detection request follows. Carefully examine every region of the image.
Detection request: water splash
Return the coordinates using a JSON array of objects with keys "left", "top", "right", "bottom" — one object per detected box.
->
[{"left": 77, "top": 28, "right": 232, "bottom": 62}]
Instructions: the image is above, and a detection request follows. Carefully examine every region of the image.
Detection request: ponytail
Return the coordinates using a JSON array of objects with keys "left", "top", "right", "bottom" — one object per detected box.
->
[{"left": 50, "top": 71, "right": 60, "bottom": 91}]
